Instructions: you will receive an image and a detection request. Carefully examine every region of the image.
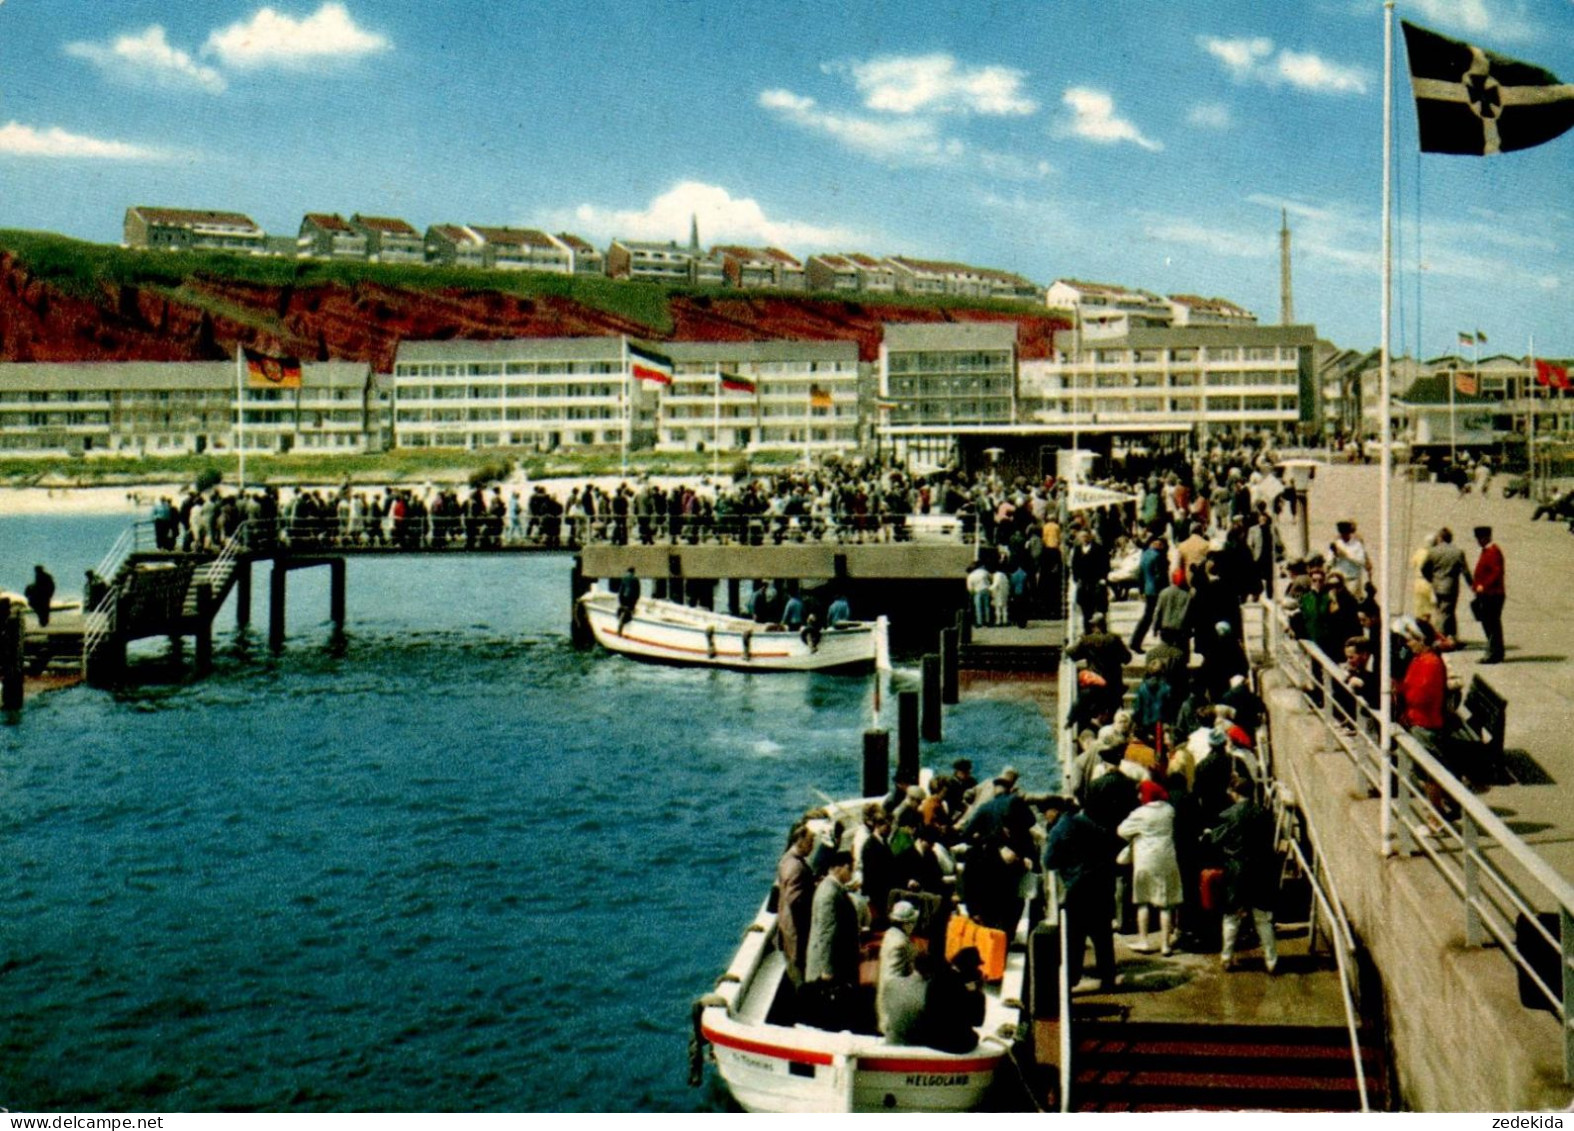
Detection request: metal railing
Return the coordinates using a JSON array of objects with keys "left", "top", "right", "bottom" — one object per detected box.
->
[
  {"left": 1269, "top": 603, "right": 1574, "bottom": 1080},
  {"left": 182, "top": 521, "right": 251, "bottom": 617}
]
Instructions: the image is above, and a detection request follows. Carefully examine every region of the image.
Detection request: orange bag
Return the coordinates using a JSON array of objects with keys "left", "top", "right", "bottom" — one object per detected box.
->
[
  {"left": 944, "top": 912, "right": 1008, "bottom": 982},
  {"left": 1199, "top": 867, "right": 1226, "bottom": 913}
]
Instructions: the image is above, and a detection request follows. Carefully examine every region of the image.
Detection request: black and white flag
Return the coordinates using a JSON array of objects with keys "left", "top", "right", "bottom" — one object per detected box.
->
[{"left": 1402, "top": 20, "right": 1574, "bottom": 156}]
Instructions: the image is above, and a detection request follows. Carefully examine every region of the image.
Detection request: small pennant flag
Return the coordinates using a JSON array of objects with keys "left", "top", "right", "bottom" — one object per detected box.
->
[
  {"left": 628, "top": 342, "right": 673, "bottom": 386},
  {"left": 1535, "top": 359, "right": 1571, "bottom": 390},
  {"left": 244, "top": 348, "right": 302, "bottom": 389},
  {"left": 1475, "top": 329, "right": 1488, "bottom": 344},
  {"left": 1402, "top": 20, "right": 1574, "bottom": 156},
  {"left": 809, "top": 383, "right": 833, "bottom": 409},
  {"left": 1458, "top": 331, "right": 1476, "bottom": 347},
  {"left": 719, "top": 372, "right": 757, "bottom": 395},
  {"left": 1455, "top": 370, "right": 1479, "bottom": 396}
]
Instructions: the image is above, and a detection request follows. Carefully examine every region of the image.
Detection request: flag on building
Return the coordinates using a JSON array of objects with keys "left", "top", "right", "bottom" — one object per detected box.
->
[
  {"left": 1455, "top": 370, "right": 1479, "bottom": 396},
  {"left": 1535, "top": 359, "right": 1571, "bottom": 389},
  {"left": 809, "top": 383, "right": 832, "bottom": 409},
  {"left": 244, "top": 348, "right": 302, "bottom": 388},
  {"left": 1475, "top": 329, "right": 1488, "bottom": 344},
  {"left": 874, "top": 399, "right": 902, "bottom": 412},
  {"left": 719, "top": 372, "right": 756, "bottom": 395},
  {"left": 1402, "top": 21, "right": 1574, "bottom": 156},
  {"left": 628, "top": 342, "right": 673, "bottom": 385},
  {"left": 1458, "top": 331, "right": 1476, "bottom": 347}
]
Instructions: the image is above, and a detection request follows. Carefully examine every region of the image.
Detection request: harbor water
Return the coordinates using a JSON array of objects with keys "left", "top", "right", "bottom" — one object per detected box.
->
[{"left": 0, "top": 515, "right": 1055, "bottom": 1112}]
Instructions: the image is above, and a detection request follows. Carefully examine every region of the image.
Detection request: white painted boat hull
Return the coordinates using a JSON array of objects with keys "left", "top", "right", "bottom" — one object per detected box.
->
[{"left": 579, "top": 592, "right": 875, "bottom": 672}]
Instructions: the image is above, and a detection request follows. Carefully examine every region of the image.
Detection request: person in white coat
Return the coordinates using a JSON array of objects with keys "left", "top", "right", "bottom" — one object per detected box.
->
[
  {"left": 875, "top": 901, "right": 921, "bottom": 1037},
  {"left": 1117, "top": 778, "right": 1185, "bottom": 955},
  {"left": 990, "top": 568, "right": 1010, "bottom": 627}
]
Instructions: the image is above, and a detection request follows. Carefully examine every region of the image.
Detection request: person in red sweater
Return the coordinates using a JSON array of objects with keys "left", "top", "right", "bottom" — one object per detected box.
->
[
  {"left": 1398, "top": 632, "right": 1453, "bottom": 827},
  {"left": 1471, "top": 525, "right": 1506, "bottom": 664}
]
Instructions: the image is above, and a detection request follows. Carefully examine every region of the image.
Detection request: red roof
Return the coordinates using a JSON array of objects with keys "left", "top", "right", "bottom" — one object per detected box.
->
[
  {"left": 430, "top": 224, "right": 481, "bottom": 245},
  {"left": 814, "top": 254, "right": 855, "bottom": 269},
  {"left": 556, "top": 233, "right": 597, "bottom": 252},
  {"left": 352, "top": 214, "right": 419, "bottom": 236},
  {"left": 130, "top": 207, "right": 260, "bottom": 231},
  {"left": 303, "top": 212, "right": 354, "bottom": 233},
  {"left": 471, "top": 226, "right": 558, "bottom": 249},
  {"left": 764, "top": 247, "right": 802, "bottom": 267},
  {"left": 846, "top": 253, "right": 888, "bottom": 269}
]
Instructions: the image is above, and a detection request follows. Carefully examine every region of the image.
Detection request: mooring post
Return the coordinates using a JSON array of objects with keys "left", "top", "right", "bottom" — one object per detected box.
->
[
  {"left": 0, "top": 600, "right": 23, "bottom": 714},
  {"left": 957, "top": 606, "right": 971, "bottom": 645},
  {"left": 194, "top": 582, "right": 213, "bottom": 675},
  {"left": 861, "top": 729, "right": 890, "bottom": 798},
  {"left": 328, "top": 559, "right": 346, "bottom": 629},
  {"left": 921, "top": 653, "right": 942, "bottom": 742},
  {"left": 569, "top": 555, "right": 593, "bottom": 650},
  {"left": 668, "top": 553, "right": 684, "bottom": 607},
  {"left": 941, "top": 627, "right": 960, "bottom": 704},
  {"left": 897, "top": 690, "right": 920, "bottom": 783},
  {"left": 727, "top": 578, "right": 742, "bottom": 617},
  {"left": 234, "top": 560, "right": 252, "bottom": 629},
  {"left": 269, "top": 562, "right": 287, "bottom": 654}
]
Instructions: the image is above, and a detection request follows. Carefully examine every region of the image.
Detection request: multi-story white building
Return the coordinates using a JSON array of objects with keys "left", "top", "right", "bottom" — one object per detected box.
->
[
  {"left": 1046, "top": 279, "right": 1175, "bottom": 338},
  {"left": 0, "top": 360, "right": 377, "bottom": 456},
  {"left": 605, "top": 239, "right": 697, "bottom": 284},
  {"left": 805, "top": 254, "right": 860, "bottom": 292},
  {"left": 655, "top": 341, "right": 861, "bottom": 454},
  {"left": 390, "top": 338, "right": 641, "bottom": 451},
  {"left": 424, "top": 224, "right": 487, "bottom": 269},
  {"left": 298, "top": 213, "right": 369, "bottom": 260},
  {"left": 556, "top": 233, "right": 605, "bottom": 275},
  {"left": 469, "top": 227, "right": 573, "bottom": 273},
  {"left": 1168, "top": 294, "right": 1257, "bottom": 327},
  {"left": 123, "top": 207, "right": 266, "bottom": 254},
  {"left": 877, "top": 322, "right": 1019, "bottom": 465},
  {"left": 1021, "top": 324, "right": 1318, "bottom": 439},
  {"left": 350, "top": 215, "right": 424, "bottom": 264}
]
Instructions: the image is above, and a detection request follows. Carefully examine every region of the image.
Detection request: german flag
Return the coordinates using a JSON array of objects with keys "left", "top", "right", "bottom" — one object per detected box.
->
[
  {"left": 720, "top": 372, "right": 757, "bottom": 395},
  {"left": 809, "top": 383, "right": 833, "bottom": 409},
  {"left": 628, "top": 342, "right": 673, "bottom": 386},
  {"left": 244, "top": 348, "right": 302, "bottom": 389}
]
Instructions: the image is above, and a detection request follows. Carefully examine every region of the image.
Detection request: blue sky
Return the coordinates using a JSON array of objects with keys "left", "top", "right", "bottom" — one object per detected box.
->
[{"left": 1, "top": 0, "right": 1571, "bottom": 354}]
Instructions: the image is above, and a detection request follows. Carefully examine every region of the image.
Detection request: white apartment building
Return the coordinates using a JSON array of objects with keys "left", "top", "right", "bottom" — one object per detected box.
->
[
  {"left": 1046, "top": 278, "right": 1174, "bottom": 338},
  {"left": 655, "top": 341, "right": 861, "bottom": 454},
  {"left": 391, "top": 338, "right": 643, "bottom": 451}
]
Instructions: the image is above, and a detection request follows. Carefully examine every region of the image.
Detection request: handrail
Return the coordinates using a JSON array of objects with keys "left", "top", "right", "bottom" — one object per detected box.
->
[
  {"left": 1277, "top": 794, "right": 1372, "bottom": 1112},
  {"left": 1267, "top": 601, "right": 1574, "bottom": 1079}
]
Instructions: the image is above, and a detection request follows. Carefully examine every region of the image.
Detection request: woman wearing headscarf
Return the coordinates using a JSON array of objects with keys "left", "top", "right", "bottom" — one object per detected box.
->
[{"left": 1117, "top": 778, "right": 1185, "bottom": 955}]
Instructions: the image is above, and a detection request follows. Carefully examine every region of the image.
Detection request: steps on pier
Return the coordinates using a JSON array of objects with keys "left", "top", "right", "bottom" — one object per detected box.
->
[{"left": 1072, "top": 1018, "right": 1386, "bottom": 1112}]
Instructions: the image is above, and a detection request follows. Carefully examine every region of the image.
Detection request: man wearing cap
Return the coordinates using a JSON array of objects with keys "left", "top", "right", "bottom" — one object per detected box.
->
[
  {"left": 1470, "top": 526, "right": 1506, "bottom": 664},
  {"left": 875, "top": 901, "right": 921, "bottom": 1037}
]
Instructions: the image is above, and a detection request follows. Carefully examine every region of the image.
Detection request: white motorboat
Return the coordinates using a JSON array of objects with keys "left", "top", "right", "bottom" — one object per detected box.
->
[
  {"left": 578, "top": 590, "right": 879, "bottom": 672},
  {"left": 694, "top": 799, "right": 1028, "bottom": 1113}
]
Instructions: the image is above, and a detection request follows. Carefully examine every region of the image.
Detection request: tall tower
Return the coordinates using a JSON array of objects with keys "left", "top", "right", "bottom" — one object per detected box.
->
[
  {"left": 1280, "top": 208, "right": 1294, "bottom": 326},
  {"left": 690, "top": 213, "right": 700, "bottom": 252}
]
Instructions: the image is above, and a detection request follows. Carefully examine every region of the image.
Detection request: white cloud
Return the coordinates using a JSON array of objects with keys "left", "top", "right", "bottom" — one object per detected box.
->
[
  {"left": 0, "top": 121, "right": 166, "bottom": 160},
  {"left": 1404, "top": 0, "right": 1535, "bottom": 43},
  {"left": 759, "top": 88, "right": 961, "bottom": 165},
  {"left": 65, "top": 25, "right": 227, "bottom": 93},
  {"left": 204, "top": 2, "right": 389, "bottom": 70},
  {"left": 1187, "top": 102, "right": 1233, "bottom": 130},
  {"left": 832, "top": 54, "right": 1037, "bottom": 116},
  {"left": 1144, "top": 217, "right": 1270, "bottom": 259},
  {"left": 1059, "top": 87, "right": 1161, "bottom": 151},
  {"left": 1198, "top": 35, "right": 1367, "bottom": 95},
  {"left": 542, "top": 181, "right": 871, "bottom": 250}
]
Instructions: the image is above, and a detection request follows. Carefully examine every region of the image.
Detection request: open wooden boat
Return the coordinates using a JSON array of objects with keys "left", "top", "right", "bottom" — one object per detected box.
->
[
  {"left": 578, "top": 591, "right": 879, "bottom": 672},
  {"left": 695, "top": 799, "right": 1028, "bottom": 1112}
]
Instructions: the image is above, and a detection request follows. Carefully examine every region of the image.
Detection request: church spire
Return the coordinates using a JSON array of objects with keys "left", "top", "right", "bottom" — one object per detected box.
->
[{"left": 690, "top": 213, "right": 700, "bottom": 251}]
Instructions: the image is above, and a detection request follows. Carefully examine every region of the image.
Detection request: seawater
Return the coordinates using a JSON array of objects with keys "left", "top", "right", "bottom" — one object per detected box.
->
[{"left": 0, "top": 515, "right": 1055, "bottom": 1112}]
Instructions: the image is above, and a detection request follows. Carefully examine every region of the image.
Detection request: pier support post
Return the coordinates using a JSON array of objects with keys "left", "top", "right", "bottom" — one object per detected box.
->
[
  {"left": 235, "top": 560, "right": 252, "bottom": 629},
  {"left": 328, "top": 559, "right": 346, "bottom": 630},
  {"left": 1, "top": 601, "right": 23, "bottom": 713},
  {"left": 897, "top": 691, "right": 920, "bottom": 784},
  {"left": 194, "top": 583, "right": 213, "bottom": 675},
  {"left": 861, "top": 729, "right": 890, "bottom": 798},
  {"left": 668, "top": 554, "right": 684, "bottom": 607},
  {"left": 941, "top": 627, "right": 959, "bottom": 704},
  {"left": 569, "top": 556, "right": 593, "bottom": 650},
  {"left": 269, "top": 563, "right": 287, "bottom": 654},
  {"left": 727, "top": 578, "right": 741, "bottom": 617},
  {"left": 921, "top": 653, "right": 942, "bottom": 742},
  {"left": 957, "top": 607, "right": 971, "bottom": 646}
]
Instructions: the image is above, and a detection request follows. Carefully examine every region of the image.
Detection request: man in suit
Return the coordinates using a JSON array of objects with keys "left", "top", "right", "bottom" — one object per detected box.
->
[
  {"left": 1471, "top": 526, "right": 1506, "bottom": 664},
  {"left": 1422, "top": 527, "right": 1472, "bottom": 640}
]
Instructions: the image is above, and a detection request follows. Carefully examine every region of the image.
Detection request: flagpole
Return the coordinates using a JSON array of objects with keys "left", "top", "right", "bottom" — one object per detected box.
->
[
  {"left": 620, "top": 335, "right": 630, "bottom": 478},
  {"left": 236, "top": 347, "right": 247, "bottom": 491},
  {"left": 1449, "top": 342, "right": 1458, "bottom": 464},
  {"left": 1378, "top": 0, "right": 1396, "bottom": 855},
  {"left": 1529, "top": 335, "right": 1538, "bottom": 497},
  {"left": 713, "top": 367, "right": 721, "bottom": 480}
]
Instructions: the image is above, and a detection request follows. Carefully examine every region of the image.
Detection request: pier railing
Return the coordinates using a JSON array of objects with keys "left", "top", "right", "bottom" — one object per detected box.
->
[{"left": 1269, "top": 606, "right": 1574, "bottom": 1081}]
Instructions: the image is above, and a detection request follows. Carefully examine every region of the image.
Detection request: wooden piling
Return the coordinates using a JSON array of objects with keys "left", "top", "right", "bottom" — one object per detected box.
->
[
  {"left": 329, "top": 559, "right": 346, "bottom": 629},
  {"left": 727, "top": 578, "right": 742, "bottom": 617},
  {"left": 921, "top": 653, "right": 942, "bottom": 742},
  {"left": 269, "top": 563, "right": 287, "bottom": 654},
  {"left": 569, "top": 556, "right": 593, "bottom": 649},
  {"left": 941, "top": 627, "right": 960, "bottom": 704},
  {"left": 1, "top": 600, "right": 23, "bottom": 713},
  {"left": 957, "top": 606, "right": 971, "bottom": 645},
  {"left": 667, "top": 553, "right": 683, "bottom": 607},
  {"left": 194, "top": 583, "right": 213, "bottom": 675},
  {"left": 861, "top": 729, "right": 890, "bottom": 798},
  {"left": 235, "top": 560, "right": 252, "bottom": 629},
  {"left": 897, "top": 690, "right": 920, "bottom": 784}
]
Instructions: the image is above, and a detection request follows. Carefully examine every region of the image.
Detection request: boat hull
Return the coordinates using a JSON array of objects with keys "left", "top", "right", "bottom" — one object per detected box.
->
[{"left": 579, "top": 592, "right": 875, "bottom": 672}]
